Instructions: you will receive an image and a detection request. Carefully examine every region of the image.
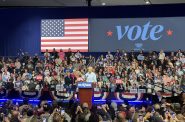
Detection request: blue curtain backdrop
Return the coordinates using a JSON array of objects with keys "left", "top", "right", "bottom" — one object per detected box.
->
[{"left": 0, "top": 4, "right": 185, "bottom": 56}]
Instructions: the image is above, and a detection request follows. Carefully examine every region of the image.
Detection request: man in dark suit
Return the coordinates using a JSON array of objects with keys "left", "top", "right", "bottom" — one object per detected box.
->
[
  {"left": 139, "top": 81, "right": 149, "bottom": 101},
  {"left": 51, "top": 48, "right": 58, "bottom": 59},
  {"left": 139, "top": 81, "right": 147, "bottom": 90},
  {"left": 64, "top": 71, "right": 75, "bottom": 93},
  {"left": 65, "top": 71, "right": 74, "bottom": 86},
  {"left": 151, "top": 91, "right": 164, "bottom": 104}
]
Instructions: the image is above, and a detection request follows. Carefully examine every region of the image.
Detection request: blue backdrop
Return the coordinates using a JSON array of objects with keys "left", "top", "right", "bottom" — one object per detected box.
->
[{"left": 0, "top": 4, "right": 185, "bottom": 56}]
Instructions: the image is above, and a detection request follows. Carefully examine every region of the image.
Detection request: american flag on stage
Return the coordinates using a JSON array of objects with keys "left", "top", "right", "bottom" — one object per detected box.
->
[{"left": 41, "top": 18, "right": 88, "bottom": 52}]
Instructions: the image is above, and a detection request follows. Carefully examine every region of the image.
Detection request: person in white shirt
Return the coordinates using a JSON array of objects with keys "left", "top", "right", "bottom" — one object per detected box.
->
[
  {"left": 159, "top": 50, "right": 165, "bottom": 60},
  {"left": 2, "top": 69, "right": 10, "bottom": 82},
  {"left": 15, "top": 59, "right": 21, "bottom": 70},
  {"left": 176, "top": 49, "right": 183, "bottom": 57},
  {"left": 44, "top": 49, "right": 50, "bottom": 61},
  {"left": 22, "top": 69, "right": 29, "bottom": 81},
  {"left": 70, "top": 53, "right": 76, "bottom": 62},
  {"left": 44, "top": 74, "right": 52, "bottom": 84},
  {"left": 106, "top": 51, "right": 114, "bottom": 60},
  {"left": 55, "top": 57, "right": 62, "bottom": 66},
  {"left": 180, "top": 55, "right": 185, "bottom": 64},
  {"left": 75, "top": 50, "right": 82, "bottom": 59},
  {"left": 85, "top": 67, "right": 97, "bottom": 83}
]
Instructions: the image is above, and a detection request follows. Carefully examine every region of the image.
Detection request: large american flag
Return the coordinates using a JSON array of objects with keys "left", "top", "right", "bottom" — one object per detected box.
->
[{"left": 41, "top": 18, "right": 88, "bottom": 52}]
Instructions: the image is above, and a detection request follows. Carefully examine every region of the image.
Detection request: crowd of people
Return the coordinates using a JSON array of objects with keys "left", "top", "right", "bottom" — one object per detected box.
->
[
  {"left": 0, "top": 48, "right": 185, "bottom": 94},
  {"left": 0, "top": 96, "right": 185, "bottom": 122},
  {"left": 0, "top": 48, "right": 185, "bottom": 121}
]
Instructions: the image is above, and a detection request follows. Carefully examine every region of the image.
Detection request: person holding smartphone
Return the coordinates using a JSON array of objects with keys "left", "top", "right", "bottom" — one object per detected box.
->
[
  {"left": 171, "top": 112, "right": 179, "bottom": 122},
  {"left": 163, "top": 111, "right": 172, "bottom": 122},
  {"left": 137, "top": 113, "right": 144, "bottom": 122}
]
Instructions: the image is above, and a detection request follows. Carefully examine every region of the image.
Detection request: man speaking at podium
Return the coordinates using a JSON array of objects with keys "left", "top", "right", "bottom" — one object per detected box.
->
[
  {"left": 85, "top": 67, "right": 97, "bottom": 83},
  {"left": 78, "top": 67, "right": 96, "bottom": 108}
]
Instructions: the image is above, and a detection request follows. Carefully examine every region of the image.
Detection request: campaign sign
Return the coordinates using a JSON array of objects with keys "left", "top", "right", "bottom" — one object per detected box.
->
[
  {"left": 77, "top": 82, "right": 92, "bottom": 88},
  {"left": 21, "top": 91, "right": 39, "bottom": 98},
  {"left": 130, "top": 89, "right": 138, "bottom": 93},
  {"left": 138, "top": 89, "right": 146, "bottom": 93},
  {"left": 89, "top": 17, "right": 185, "bottom": 52},
  {"left": 115, "top": 79, "right": 123, "bottom": 84},
  {"left": 137, "top": 55, "right": 145, "bottom": 60}
]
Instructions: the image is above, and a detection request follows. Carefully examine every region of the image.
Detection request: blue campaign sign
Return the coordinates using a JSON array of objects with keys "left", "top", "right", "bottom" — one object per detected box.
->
[
  {"left": 116, "top": 21, "right": 164, "bottom": 41},
  {"left": 89, "top": 17, "right": 185, "bottom": 52},
  {"left": 77, "top": 82, "right": 92, "bottom": 88}
]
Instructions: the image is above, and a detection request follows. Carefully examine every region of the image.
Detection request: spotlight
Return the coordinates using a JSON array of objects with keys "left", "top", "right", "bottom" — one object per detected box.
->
[
  {"left": 146, "top": 1, "right": 150, "bottom": 4},
  {"left": 102, "top": 2, "right": 106, "bottom": 6},
  {"left": 144, "top": 0, "right": 151, "bottom": 5}
]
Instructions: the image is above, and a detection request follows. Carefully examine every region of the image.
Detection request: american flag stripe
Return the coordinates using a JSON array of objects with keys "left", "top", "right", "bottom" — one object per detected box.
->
[
  {"left": 41, "top": 36, "right": 88, "bottom": 40},
  {"left": 65, "top": 24, "right": 88, "bottom": 26},
  {"left": 41, "top": 49, "right": 88, "bottom": 52},
  {"left": 65, "top": 31, "right": 88, "bottom": 34},
  {"left": 64, "top": 34, "right": 88, "bottom": 36},
  {"left": 41, "top": 47, "right": 88, "bottom": 49},
  {"left": 41, "top": 18, "right": 88, "bottom": 52},
  {"left": 65, "top": 19, "right": 88, "bottom": 21},
  {"left": 64, "top": 26, "right": 88, "bottom": 29},
  {"left": 65, "top": 21, "right": 88, "bottom": 24},
  {"left": 41, "top": 44, "right": 88, "bottom": 47},
  {"left": 64, "top": 29, "right": 88, "bottom": 31},
  {"left": 41, "top": 42, "right": 88, "bottom": 44},
  {"left": 41, "top": 39, "right": 88, "bottom": 42}
]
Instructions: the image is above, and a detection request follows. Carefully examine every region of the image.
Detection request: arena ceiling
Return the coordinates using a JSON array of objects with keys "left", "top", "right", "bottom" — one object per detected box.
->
[{"left": 0, "top": 0, "right": 185, "bottom": 6}]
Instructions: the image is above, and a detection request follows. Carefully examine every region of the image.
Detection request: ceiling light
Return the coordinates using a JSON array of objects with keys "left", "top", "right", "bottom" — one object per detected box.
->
[
  {"left": 144, "top": 0, "right": 151, "bottom": 5},
  {"left": 146, "top": 1, "right": 150, "bottom": 4},
  {"left": 102, "top": 2, "right": 106, "bottom": 6}
]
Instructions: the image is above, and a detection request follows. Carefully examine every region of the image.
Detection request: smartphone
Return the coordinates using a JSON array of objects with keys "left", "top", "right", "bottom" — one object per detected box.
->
[
  {"left": 165, "top": 110, "right": 169, "bottom": 113},
  {"left": 16, "top": 102, "right": 19, "bottom": 106},
  {"left": 101, "top": 104, "right": 106, "bottom": 107},
  {"left": 19, "top": 114, "right": 23, "bottom": 119},
  {"left": 152, "top": 109, "right": 155, "bottom": 114},
  {"left": 43, "top": 117, "right": 46, "bottom": 122},
  {"left": 97, "top": 106, "right": 102, "bottom": 109},
  {"left": 171, "top": 113, "right": 176, "bottom": 119},
  {"left": 61, "top": 109, "right": 65, "bottom": 115}
]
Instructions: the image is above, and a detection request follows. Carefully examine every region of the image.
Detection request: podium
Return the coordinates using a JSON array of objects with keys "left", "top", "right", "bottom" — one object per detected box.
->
[{"left": 77, "top": 82, "right": 93, "bottom": 108}]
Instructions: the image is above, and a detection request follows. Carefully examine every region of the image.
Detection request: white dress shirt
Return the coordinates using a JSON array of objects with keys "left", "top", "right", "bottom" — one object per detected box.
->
[{"left": 85, "top": 72, "right": 97, "bottom": 82}]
